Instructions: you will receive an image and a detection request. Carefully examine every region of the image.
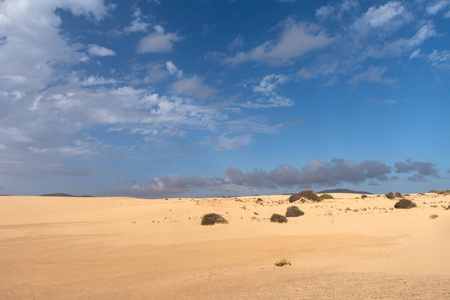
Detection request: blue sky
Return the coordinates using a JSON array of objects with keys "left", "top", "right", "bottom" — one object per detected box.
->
[{"left": 0, "top": 0, "right": 449, "bottom": 197}]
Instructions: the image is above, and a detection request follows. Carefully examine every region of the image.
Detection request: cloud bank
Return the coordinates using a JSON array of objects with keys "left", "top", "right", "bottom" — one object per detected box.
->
[{"left": 115, "top": 158, "right": 439, "bottom": 198}]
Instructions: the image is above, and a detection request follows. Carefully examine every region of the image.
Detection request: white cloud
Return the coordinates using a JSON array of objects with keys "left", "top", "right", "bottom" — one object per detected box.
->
[
  {"left": 227, "top": 35, "right": 244, "bottom": 51},
  {"left": 124, "top": 8, "right": 150, "bottom": 33},
  {"left": 426, "top": 0, "right": 450, "bottom": 15},
  {"left": 253, "top": 74, "right": 288, "bottom": 94},
  {"left": 0, "top": 0, "right": 110, "bottom": 91},
  {"left": 165, "top": 61, "right": 183, "bottom": 79},
  {"left": 80, "top": 76, "right": 118, "bottom": 86},
  {"left": 224, "top": 19, "right": 333, "bottom": 65},
  {"left": 350, "top": 66, "right": 397, "bottom": 86},
  {"left": 240, "top": 95, "right": 294, "bottom": 109},
  {"left": 137, "top": 25, "right": 182, "bottom": 53},
  {"left": 87, "top": 44, "right": 116, "bottom": 56},
  {"left": 409, "top": 49, "right": 422, "bottom": 59},
  {"left": 205, "top": 134, "right": 254, "bottom": 150},
  {"left": 352, "top": 1, "right": 411, "bottom": 36},
  {"left": 124, "top": 19, "right": 150, "bottom": 33},
  {"left": 171, "top": 76, "right": 214, "bottom": 99},
  {"left": 363, "top": 21, "right": 437, "bottom": 58},
  {"left": 428, "top": 50, "right": 450, "bottom": 69}
]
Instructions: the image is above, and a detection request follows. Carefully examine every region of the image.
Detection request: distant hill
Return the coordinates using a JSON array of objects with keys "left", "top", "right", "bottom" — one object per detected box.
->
[
  {"left": 0, "top": 194, "right": 10, "bottom": 196},
  {"left": 318, "top": 189, "right": 372, "bottom": 194},
  {"left": 40, "top": 193, "right": 94, "bottom": 197}
]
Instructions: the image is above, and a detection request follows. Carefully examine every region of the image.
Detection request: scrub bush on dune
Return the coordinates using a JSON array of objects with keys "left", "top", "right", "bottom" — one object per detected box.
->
[
  {"left": 201, "top": 213, "right": 228, "bottom": 225},
  {"left": 394, "top": 199, "right": 417, "bottom": 209},
  {"left": 289, "top": 190, "right": 322, "bottom": 203},
  {"left": 285, "top": 206, "right": 304, "bottom": 217},
  {"left": 270, "top": 213, "right": 287, "bottom": 223},
  {"left": 385, "top": 192, "right": 395, "bottom": 199}
]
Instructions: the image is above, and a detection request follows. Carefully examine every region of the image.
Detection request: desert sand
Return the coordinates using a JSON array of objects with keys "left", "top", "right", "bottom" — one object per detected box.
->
[{"left": 0, "top": 193, "right": 449, "bottom": 299}]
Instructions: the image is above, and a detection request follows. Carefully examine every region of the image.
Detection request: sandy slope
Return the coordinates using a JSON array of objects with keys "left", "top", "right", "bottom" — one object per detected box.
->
[{"left": 0, "top": 193, "right": 449, "bottom": 299}]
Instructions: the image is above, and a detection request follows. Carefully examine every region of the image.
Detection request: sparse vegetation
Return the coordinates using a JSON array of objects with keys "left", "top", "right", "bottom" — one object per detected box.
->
[
  {"left": 200, "top": 213, "right": 229, "bottom": 225},
  {"left": 270, "top": 213, "right": 288, "bottom": 223},
  {"left": 361, "top": 195, "right": 368, "bottom": 199},
  {"left": 430, "top": 214, "right": 439, "bottom": 219},
  {"left": 404, "top": 194, "right": 410, "bottom": 196},
  {"left": 289, "top": 190, "right": 322, "bottom": 203},
  {"left": 385, "top": 192, "right": 395, "bottom": 199},
  {"left": 394, "top": 199, "right": 417, "bottom": 209},
  {"left": 274, "top": 258, "right": 291, "bottom": 266},
  {"left": 320, "top": 194, "right": 334, "bottom": 199},
  {"left": 429, "top": 190, "right": 439, "bottom": 193},
  {"left": 285, "top": 206, "right": 304, "bottom": 217},
  {"left": 395, "top": 192, "right": 403, "bottom": 198}
]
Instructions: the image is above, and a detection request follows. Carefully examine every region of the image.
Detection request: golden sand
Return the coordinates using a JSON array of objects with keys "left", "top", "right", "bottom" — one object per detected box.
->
[{"left": 1, "top": 193, "right": 449, "bottom": 299}]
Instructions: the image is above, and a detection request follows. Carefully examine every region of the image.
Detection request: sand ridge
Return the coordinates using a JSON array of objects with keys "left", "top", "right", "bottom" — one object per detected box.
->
[{"left": 0, "top": 193, "right": 449, "bottom": 299}]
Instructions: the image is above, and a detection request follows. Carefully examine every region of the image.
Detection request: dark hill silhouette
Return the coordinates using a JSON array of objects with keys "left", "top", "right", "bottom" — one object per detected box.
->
[
  {"left": 318, "top": 189, "right": 372, "bottom": 194},
  {"left": 40, "top": 193, "right": 94, "bottom": 197}
]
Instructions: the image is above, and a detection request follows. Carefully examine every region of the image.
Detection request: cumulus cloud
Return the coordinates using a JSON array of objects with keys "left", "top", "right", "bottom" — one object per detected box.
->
[
  {"left": 137, "top": 25, "right": 182, "bottom": 53},
  {"left": 224, "top": 19, "right": 333, "bottom": 65},
  {"left": 87, "top": 44, "right": 116, "bottom": 57},
  {"left": 352, "top": 1, "right": 411, "bottom": 36},
  {"left": 80, "top": 76, "right": 118, "bottom": 86},
  {"left": 165, "top": 61, "right": 183, "bottom": 78},
  {"left": 394, "top": 159, "right": 440, "bottom": 182},
  {"left": 171, "top": 76, "right": 214, "bottom": 99},
  {"left": 124, "top": 9, "right": 150, "bottom": 33},
  {"left": 253, "top": 74, "right": 288, "bottom": 94},
  {"left": 0, "top": 0, "right": 110, "bottom": 91},
  {"left": 115, "top": 158, "right": 394, "bottom": 198},
  {"left": 0, "top": 84, "right": 223, "bottom": 178}
]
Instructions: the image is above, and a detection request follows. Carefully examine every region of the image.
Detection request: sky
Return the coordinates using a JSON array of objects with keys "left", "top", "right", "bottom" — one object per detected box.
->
[{"left": 0, "top": 0, "right": 449, "bottom": 198}]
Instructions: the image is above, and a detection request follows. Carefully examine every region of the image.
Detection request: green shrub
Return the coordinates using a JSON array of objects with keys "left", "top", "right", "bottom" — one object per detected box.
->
[
  {"left": 395, "top": 192, "right": 403, "bottom": 198},
  {"left": 285, "top": 206, "right": 304, "bottom": 217},
  {"left": 361, "top": 195, "right": 368, "bottom": 199},
  {"left": 270, "top": 213, "right": 288, "bottom": 223},
  {"left": 274, "top": 258, "right": 291, "bottom": 266},
  {"left": 385, "top": 192, "right": 395, "bottom": 199},
  {"left": 288, "top": 194, "right": 301, "bottom": 203},
  {"left": 289, "top": 190, "right": 322, "bottom": 203},
  {"left": 404, "top": 194, "right": 410, "bottom": 196},
  {"left": 201, "top": 213, "right": 228, "bottom": 225},
  {"left": 394, "top": 199, "right": 417, "bottom": 209},
  {"left": 429, "top": 190, "right": 439, "bottom": 193},
  {"left": 320, "top": 194, "right": 334, "bottom": 199},
  {"left": 429, "top": 214, "right": 439, "bottom": 219}
]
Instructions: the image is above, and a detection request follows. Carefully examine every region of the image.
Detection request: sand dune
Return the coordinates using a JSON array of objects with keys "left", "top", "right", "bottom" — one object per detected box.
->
[{"left": 0, "top": 193, "right": 449, "bottom": 299}]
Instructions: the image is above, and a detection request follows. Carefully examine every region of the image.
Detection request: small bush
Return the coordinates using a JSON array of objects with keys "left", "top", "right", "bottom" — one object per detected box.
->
[
  {"left": 274, "top": 258, "right": 291, "bottom": 266},
  {"left": 289, "top": 190, "right": 322, "bottom": 203},
  {"left": 288, "top": 194, "right": 301, "bottom": 203},
  {"left": 430, "top": 214, "right": 439, "bottom": 219},
  {"left": 385, "top": 192, "right": 395, "bottom": 199},
  {"left": 429, "top": 190, "right": 439, "bottom": 193},
  {"left": 361, "top": 195, "right": 368, "bottom": 199},
  {"left": 285, "top": 206, "right": 304, "bottom": 217},
  {"left": 201, "top": 213, "right": 228, "bottom": 225},
  {"left": 394, "top": 199, "right": 417, "bottom": 209},
  {"left": 404, "top": 194, "right": 410, "bottom": 196},
  {"left": 320, "top": 194, "right": 334, "bottom": 199},
  {"left": 270, "top": 213, "right": 288, "bottom": 223},
  {"left": 395, "top": 192, "right": 403, "bottom": 198}
]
